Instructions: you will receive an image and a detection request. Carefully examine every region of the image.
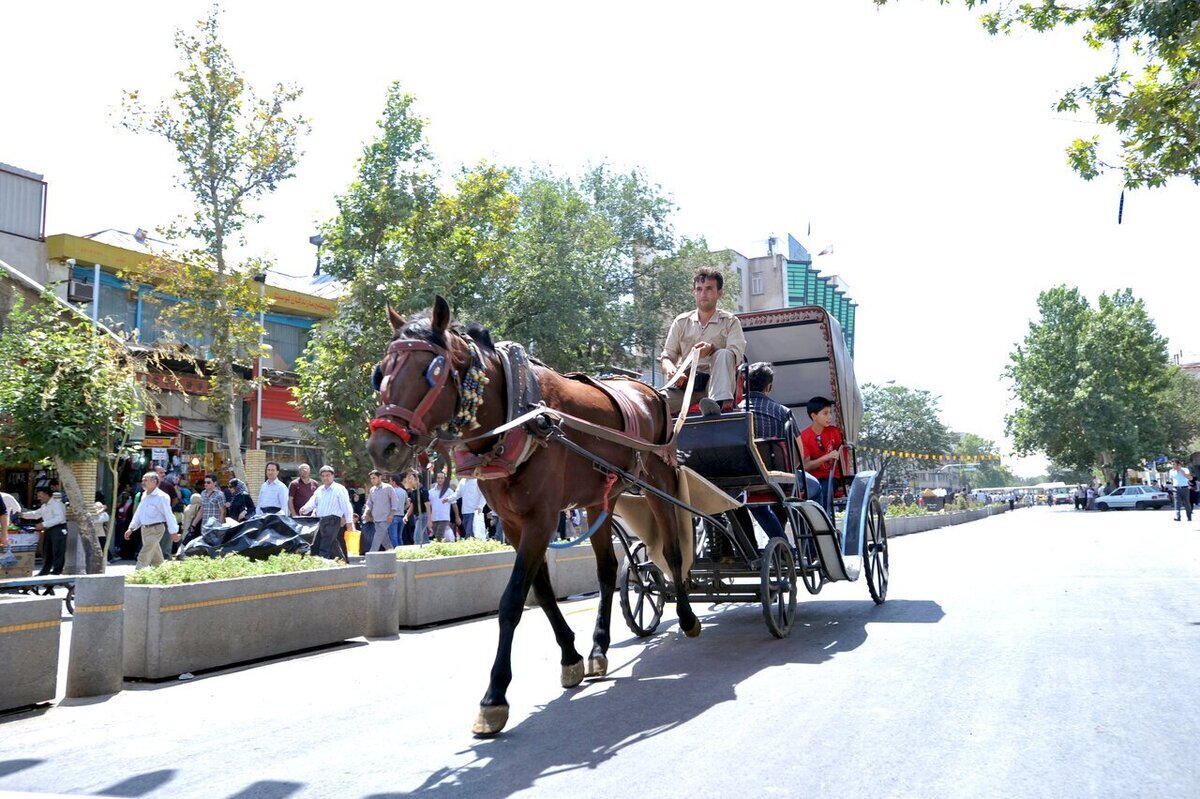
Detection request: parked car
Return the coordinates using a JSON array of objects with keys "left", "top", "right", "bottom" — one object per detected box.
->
[{"left": 1094, "top": 485, "right": 1170, "bottom": 511}]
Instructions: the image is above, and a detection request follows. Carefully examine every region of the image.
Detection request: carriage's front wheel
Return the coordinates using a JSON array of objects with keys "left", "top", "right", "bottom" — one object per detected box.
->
[
  {"left": 864, "top": 497, "right": 889, "bottom": 604},
  {"left": 618, "top": 541, "right": 666, "bottom": 637},
  {"left": 760, "top": 537, "right": 797, "bottom": 638}
]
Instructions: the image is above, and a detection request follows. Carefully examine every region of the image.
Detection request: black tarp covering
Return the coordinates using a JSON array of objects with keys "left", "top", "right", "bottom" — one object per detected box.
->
[{"left": 181, "top": 513, "right": 320, "bottom": 560}]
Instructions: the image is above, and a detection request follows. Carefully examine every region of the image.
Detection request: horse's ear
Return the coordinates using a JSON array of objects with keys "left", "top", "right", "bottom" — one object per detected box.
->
[
  {"left": 432, "top": 295, "right": 452, "bottom": 333},
  {"left": 387, "top": 305, "right": 407, "bottom": 334}
]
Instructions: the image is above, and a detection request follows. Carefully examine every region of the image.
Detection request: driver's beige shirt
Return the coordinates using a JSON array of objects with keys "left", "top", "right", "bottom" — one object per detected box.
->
[{"left": 660, "top": 309, "right": 746, "bottom": 373}]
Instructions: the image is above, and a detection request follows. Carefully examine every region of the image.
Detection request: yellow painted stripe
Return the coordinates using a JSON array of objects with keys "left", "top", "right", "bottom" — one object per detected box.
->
[
  {"left": 415, "top": 563, "right": 512, "bottom": 580},
  {"left": 367, "top": 573, "right": 394, "bottom": 580},
  {"left": 160, "top": 580, "right": 368, "bottom": 613},
  {"left": 75, "top": 603, "right": 123, "bottom": 614},
  {"left": 555, "top": 555, "right": 596, "bottom": 563},
  {"left": 0, "top": 619, "right": 61, "bottom": 635}
]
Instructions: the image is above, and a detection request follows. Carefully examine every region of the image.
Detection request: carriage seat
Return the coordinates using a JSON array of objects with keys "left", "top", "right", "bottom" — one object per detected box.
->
[{"left": 677, "top": 411, "right": 795, "bottom": 504}]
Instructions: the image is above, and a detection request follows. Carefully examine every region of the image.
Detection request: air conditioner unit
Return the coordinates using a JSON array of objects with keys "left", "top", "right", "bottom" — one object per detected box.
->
[{"left": 67, "top": 276, "right": 94, "bottom": 304}]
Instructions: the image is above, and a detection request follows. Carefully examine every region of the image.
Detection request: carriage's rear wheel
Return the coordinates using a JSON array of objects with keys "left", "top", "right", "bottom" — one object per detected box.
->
[
  {"left": 864, "top": 497, "right": 889, "bottom": 604},
  {"left": 760, "top": 537, "right": 797, "bottom": 638},
  {"left": 618, "top": 541, "right": 666, "bottom": 637}
]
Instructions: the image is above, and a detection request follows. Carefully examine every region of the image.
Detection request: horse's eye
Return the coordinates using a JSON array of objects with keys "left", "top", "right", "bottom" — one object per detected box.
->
[
  {"left": 371, "top": 364, "right": 384, "bottom": 392},
  {"left": 425, "top": 355, "right": 446, "bottom": 387}
]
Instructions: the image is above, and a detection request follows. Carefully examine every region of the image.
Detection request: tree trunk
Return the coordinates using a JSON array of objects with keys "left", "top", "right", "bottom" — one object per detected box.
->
[
  {"left": 224, "top": 376, "right": 247, "bottom": 485},
  {"left": 53, "top": 455, "right": 105, "bottom": 574}
]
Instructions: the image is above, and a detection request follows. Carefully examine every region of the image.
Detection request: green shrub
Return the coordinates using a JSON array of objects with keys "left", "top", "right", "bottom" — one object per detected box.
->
[
  {"left": 125, "top": 553, "right": 337, "bottom": 585},
  {"left": 883, "top": 502, "right": 928, "bottom": 517},
  {"left": 395, "top": 539, "right": 513, "bottom": 560}
]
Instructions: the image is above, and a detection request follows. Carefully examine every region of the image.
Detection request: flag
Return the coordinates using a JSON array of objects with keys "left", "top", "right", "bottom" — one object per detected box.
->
[{"left": 818, "top": 244, "right": 834, "bottom": 256}]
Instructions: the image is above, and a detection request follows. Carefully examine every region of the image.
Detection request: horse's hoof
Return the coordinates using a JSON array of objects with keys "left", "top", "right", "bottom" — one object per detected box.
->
[
  {"left": 683, "top": 618, "right": 702, "bottom": 638},
  {"left": 561, "top": 659, "right": 585, "bottom": 688},
  {"left": 472, "top": 704, "right": 509, "bottom": 737},
  {"left": 586, "top": 655, "right": 608, "bottom": 679}
]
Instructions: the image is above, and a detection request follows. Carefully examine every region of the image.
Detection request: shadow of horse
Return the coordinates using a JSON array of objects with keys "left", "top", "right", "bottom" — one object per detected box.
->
[{"left": 367, "top": 599, "right": 943, "bottom": 798}]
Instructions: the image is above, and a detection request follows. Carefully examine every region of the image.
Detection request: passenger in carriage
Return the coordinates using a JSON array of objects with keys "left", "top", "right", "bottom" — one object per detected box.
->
[
  {"left": 660, "top": 266, "right": 746, "bottom": 418},
  {"left": 737, "top": 362, "right": 791, "bottom": 543},
  {"left": 800, "top": 396, "right": 843, "bottom": 512}
]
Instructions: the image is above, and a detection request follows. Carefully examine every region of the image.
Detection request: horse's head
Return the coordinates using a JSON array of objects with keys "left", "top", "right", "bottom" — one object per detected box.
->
[{"left": 366, "top": 295, "right": 493, "bottom": 474}]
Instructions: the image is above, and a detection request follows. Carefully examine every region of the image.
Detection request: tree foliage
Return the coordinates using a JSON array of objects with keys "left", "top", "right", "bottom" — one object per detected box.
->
[
  {"left": 119, "top": 4, "right": 308, "bottom": 482},
  {"left": 0, "top": 294, "right": 152, "bottom": 572},
  {"left": 859, "top": 382, "right": 953, "bottom": 481},
  {"left": 1006, "top": 285, "right": 1200, "bottom": 483},
  {"left": 954, "top": 432, "right": 1016, "bottom": 488},
  {"left": 876, "top": 0, "right": 1200, "bottom": 188}
]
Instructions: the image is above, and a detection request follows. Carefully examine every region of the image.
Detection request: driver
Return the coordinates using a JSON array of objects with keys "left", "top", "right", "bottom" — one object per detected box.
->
[{"left": 660, "top": 267, "right": 746, "bottom": 417}]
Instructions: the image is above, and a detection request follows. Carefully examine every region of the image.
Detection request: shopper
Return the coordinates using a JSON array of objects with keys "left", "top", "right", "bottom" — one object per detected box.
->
[{"left": 125, "top": 472, "right": 180, "bottom": 570}]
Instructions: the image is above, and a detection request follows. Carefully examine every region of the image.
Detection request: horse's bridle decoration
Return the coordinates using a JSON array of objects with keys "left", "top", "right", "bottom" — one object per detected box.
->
[{"left": 368, "top": 335, "right": 489, "bottom": 452}]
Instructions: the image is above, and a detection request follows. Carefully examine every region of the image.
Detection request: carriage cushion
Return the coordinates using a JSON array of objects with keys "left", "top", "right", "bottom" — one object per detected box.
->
[{"left": 677, "top": 413, "right": 794, "bottom": 497}]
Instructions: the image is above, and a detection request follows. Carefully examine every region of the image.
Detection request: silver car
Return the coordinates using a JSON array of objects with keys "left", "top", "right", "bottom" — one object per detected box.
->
[{"left": 1095, "top": 485, "right": 1171, "bottom": 511}]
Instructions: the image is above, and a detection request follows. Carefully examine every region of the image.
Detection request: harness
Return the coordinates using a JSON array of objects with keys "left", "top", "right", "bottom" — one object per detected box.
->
[{"left": 453, "top": 342, "right": 544, "bottom": 479}]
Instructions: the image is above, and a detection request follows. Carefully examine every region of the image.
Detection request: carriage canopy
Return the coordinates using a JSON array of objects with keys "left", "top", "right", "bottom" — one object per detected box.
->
[{"left": 737, "top": 307, "right": 863, "bottom": 445}]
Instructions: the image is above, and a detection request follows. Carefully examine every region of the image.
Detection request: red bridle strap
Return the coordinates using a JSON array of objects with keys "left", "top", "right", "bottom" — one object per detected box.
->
[
  {"left": 371, "top": 338, "right": 457, "bottom": 444},
  {"left": 368, "top": 416, "right": 411, "bottom": 443}
]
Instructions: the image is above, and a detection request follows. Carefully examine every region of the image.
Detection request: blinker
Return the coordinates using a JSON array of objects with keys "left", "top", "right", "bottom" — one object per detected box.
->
[
  {"left": 425, "top": 355, "right": 446, "bottom": 387},
  {"left": 371, "top": 364, "right": 384, "bottom": 392}
]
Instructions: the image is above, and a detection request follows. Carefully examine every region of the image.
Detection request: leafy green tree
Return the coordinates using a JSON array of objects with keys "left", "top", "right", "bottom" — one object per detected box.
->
[
  {"left": 119, "top": 4, "right": 308, "bottom": 483},
  {"left": 859, "top": 383, "right": 954, "bottom": 481},
  {"left": 954, "top": 432, "right": 1016, "bottom": 489},
  {"left": 876, "top": 0, "right": 1200, "bottom": 188},
  {"left": 0, "top": 295, "right": 151, "bottom": 573},
  {"left": 1006, "top": 285, "right": 1200, "bottom": 484}
]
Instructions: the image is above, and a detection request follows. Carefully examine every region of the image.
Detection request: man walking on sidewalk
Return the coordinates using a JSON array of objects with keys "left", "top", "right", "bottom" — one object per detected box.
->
[
  {"left": 1170, "top": 459, "right": 1193, "bottom": 522},
  {"left": 125, "top": 472, "right": 180, "bottom": 569}
]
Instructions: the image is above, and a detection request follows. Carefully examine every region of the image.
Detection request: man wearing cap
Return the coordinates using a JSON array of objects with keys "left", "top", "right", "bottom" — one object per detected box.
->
[
  {"left": 125, "top": 472, "right": 180, "bottom": 570},
  {"left": 660, "top": 266, "right": 746, "bottom": 418},
  {"left": 299, "top": 465, "right": 356, "bottom": 560},
  {"left": 23, "top": 487, "right": 68, "bottom": 576}
]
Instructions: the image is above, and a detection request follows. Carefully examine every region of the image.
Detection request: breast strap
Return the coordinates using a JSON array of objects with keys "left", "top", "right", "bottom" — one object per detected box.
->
[{"left": 452, "top": 342, "right": 543, "bottom": 480}]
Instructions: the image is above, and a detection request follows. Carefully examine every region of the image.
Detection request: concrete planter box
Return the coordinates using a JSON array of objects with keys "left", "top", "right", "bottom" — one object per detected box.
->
[
  {"left": 123, "top": 565, "right": 368, "bottom": 680},
  {"left": 397, "top": 549, "right": 516, "bottom": 627},
  {"left": 886, "top": 508, "right": 994, "bottom": 537},
  {"left": 0, "top": 594, "right": 61, "bottom": 711}
]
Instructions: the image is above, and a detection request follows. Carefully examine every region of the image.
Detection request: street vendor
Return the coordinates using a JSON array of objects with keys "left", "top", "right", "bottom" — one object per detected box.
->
[{"left": 660, "top": 266, "right": 746, "bottom": 417}]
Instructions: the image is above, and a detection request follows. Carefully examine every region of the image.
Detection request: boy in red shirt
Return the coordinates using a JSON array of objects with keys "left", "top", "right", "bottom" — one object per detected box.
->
[{"left": 799, "top": 396, "right": 843, "bottom": 511}]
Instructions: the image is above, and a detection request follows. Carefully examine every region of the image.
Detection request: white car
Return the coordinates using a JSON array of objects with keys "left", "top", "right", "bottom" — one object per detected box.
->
[{"left": 1095, "top": 485, "right": 1171, "bottom": 511}]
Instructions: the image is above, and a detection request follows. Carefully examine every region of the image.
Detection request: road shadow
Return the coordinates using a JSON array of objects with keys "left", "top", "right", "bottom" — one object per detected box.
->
[
  {"left": 98, "top": 768, "right": 177, "bottom": 797},
  {"left": 366, "top": 598, "right": 943, "bottom": 798},
  {"left": 0, "top": 759, "right": 43, "bottom": 778}
]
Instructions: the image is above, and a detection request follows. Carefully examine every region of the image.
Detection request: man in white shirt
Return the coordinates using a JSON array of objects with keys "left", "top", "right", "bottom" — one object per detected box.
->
[
  {"left": 125, "top": 472, "right": 180, "bottom": 570},
  {"left": 300, "top": 465, "right": 356, "bottom": 559},
  {"left": 444, "top": 477, "right": 486, "bottom": 539},
  {"left": 1170, "top": 459, "right": 1193, "bottom": 522},
  {"left": 257, "top": 461, "right": 288, "bottom": 515},
  {"left": 23, "top": 487, "right": 68, "bottom": 575}
]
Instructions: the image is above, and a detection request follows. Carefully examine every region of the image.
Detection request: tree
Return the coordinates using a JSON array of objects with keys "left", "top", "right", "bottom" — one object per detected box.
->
[
  {"left": 119, "top": 4, "right": 308, "bottom": 483},
  {"left": 294, "top": 86, "right": 517, "bottom": 477},
  {"left": 875, "top": 0, "right": 1200, "bottom": 188},
  {"left": 1006, "top": 285, "right": 1200, "bottom": 484},
  {"left": 954, "top": 432, "right": 1016, "bottom": 489},
  {"left": 859, "top": 383, "right": 954, "bottom": 482},
  {"left": 0, "top": 294, "right": 150, "bottom": 573}
]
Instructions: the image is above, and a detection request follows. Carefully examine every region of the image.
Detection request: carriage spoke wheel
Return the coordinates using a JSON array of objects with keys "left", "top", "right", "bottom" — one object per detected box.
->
[
  {"left": 619, "top": 542, "right": 666, "bottom": 637},
  {"left": 864, "top": 497, "right": 889, "bottom": 604},
  {"left": 760, "top": 538, "right": 797, "bottom": 638}
]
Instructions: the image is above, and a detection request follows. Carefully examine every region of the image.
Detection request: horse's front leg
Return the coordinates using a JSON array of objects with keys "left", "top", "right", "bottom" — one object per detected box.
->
[
  {"left": 585, "top": 507, "right": 618, "bottom": 678},
  {"left": 472, "top": 518, "right": 555, "bottom": 737},
  {"left": 528, "top": 557, "right": 585, "bottom": 686}
]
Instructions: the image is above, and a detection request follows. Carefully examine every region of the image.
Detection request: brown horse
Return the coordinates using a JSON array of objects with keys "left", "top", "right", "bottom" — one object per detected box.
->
[{"left": 365, "top": 297, "right": 699, "bottom": 736}]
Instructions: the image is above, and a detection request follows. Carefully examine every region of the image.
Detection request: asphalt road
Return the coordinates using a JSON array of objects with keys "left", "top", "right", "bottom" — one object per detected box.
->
[{"left": 1, "top": 504, "right": 1197, "bottom": 799}]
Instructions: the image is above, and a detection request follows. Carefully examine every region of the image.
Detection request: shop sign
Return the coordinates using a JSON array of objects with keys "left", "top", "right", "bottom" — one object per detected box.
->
[{"left": 142, "top": 436, "right": 177, "bottom": 448}]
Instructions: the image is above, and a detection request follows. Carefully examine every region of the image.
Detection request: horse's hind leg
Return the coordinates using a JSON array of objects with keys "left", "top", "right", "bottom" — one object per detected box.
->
[
  {"left": 585, "top": 507, "right": 617, "bottom": 678},
  {"left": 528, "top": 559, "right": 586, "bottom": 688}
]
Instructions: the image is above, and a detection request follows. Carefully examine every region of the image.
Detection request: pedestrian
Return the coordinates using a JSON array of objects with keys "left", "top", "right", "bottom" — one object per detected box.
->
[
  {"left": 1170, "top": 459, "right": 1192, "bottom": 522},
  {"left": 124, "top": 472, "right": 180, "bottom": 570},
  {"left": 22, "top": 487, "right": 67, "bottom": 576},
  {"left": 193, "top": 474, "right": 226, "bottom": 536},
  {"left": 93, "top": 491, "right": 110, "bottom": 557},
  {"left": 288, "top": 463, "right": 318, "bottom": 516},
  {"left": 180, "top": 494, "right": 202, "bottom": 543},
  {"left": 402, "top": 471, "right": 428, "bottom": 545},
  {"left": 390, "top": 474, "right": 410, "bottom": 546},
  {"left": 227, "top": 478, "right": 254, "bottom": 523},
  {"left": 363, "top": 469, "right": 401, "bottom": 552},
  {"left": 299, "top": 465, "right": 356, "bottom": 560},
  {"left": 257, "top": 461, "right": 288, "bottom": 514},
  {"left": 429, "top": 472, "right": 457, "bottom": 541},
  {"left": 443, "top": 476, "right": 486, "bottom": 539}
]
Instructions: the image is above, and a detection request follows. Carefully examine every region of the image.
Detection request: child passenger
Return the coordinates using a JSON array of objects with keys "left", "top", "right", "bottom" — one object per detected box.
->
[{"left": 799, "top": 396, "right": 843, "bottom": 511}]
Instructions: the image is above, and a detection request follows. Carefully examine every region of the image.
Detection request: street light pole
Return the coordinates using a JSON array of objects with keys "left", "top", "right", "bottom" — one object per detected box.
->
[{"left": 253, "top": 273, "right": 267, "bottom": 450}]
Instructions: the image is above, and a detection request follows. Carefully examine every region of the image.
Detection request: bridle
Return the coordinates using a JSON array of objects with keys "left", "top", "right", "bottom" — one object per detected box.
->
[{"left": 368, "top": 334, "right": 487, "bottom": 454}]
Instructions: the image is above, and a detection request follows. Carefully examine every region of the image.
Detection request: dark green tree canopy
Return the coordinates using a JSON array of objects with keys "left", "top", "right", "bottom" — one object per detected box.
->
[{"left": 860, "top": 382, "right": 954, "bottom": 481}]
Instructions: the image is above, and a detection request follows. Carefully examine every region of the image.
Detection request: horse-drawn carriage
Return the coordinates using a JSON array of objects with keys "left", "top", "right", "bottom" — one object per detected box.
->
[
  {"left": 611, "top": 305, "right": 887, "bottom": 639},
  {"left": 366, "top": 297, "right": 888, "bottom": 736}
]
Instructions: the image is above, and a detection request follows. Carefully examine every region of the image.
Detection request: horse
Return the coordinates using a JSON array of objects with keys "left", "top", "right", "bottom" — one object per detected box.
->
[{"left": 365, "top": 296, "right": 699, "bottom": 736}]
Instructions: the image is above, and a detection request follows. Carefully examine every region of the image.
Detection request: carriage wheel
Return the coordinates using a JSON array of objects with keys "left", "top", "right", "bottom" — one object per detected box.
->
[
  {"left": 760, "top": 537, "right": 797, "bottom": 638},
  {"left": 864, "top": 497, "right": 889, "bottom": 604},
  {"left": 618, "top": 541, "right": 666, "bottom": 637}
]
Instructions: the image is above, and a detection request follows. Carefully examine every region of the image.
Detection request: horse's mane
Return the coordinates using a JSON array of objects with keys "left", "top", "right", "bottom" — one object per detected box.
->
[{"left": 399, "top": 313, "right": 495, "bottom": 356}]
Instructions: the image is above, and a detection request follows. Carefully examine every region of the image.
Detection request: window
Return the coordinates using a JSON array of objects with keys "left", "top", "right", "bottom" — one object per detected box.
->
[{"left": 751, "top": 275, "right": 764, "bottom": 296}]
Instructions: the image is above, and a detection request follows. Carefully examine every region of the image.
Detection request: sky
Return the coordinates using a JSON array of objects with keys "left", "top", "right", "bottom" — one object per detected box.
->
[{"left": 5, "top": 1, "right": 1199, "bottom": 479}]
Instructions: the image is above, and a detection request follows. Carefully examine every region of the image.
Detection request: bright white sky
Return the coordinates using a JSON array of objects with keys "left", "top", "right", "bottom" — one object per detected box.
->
[{"left": 5, "top": 1, "right": 1199, "bottom": 478}]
